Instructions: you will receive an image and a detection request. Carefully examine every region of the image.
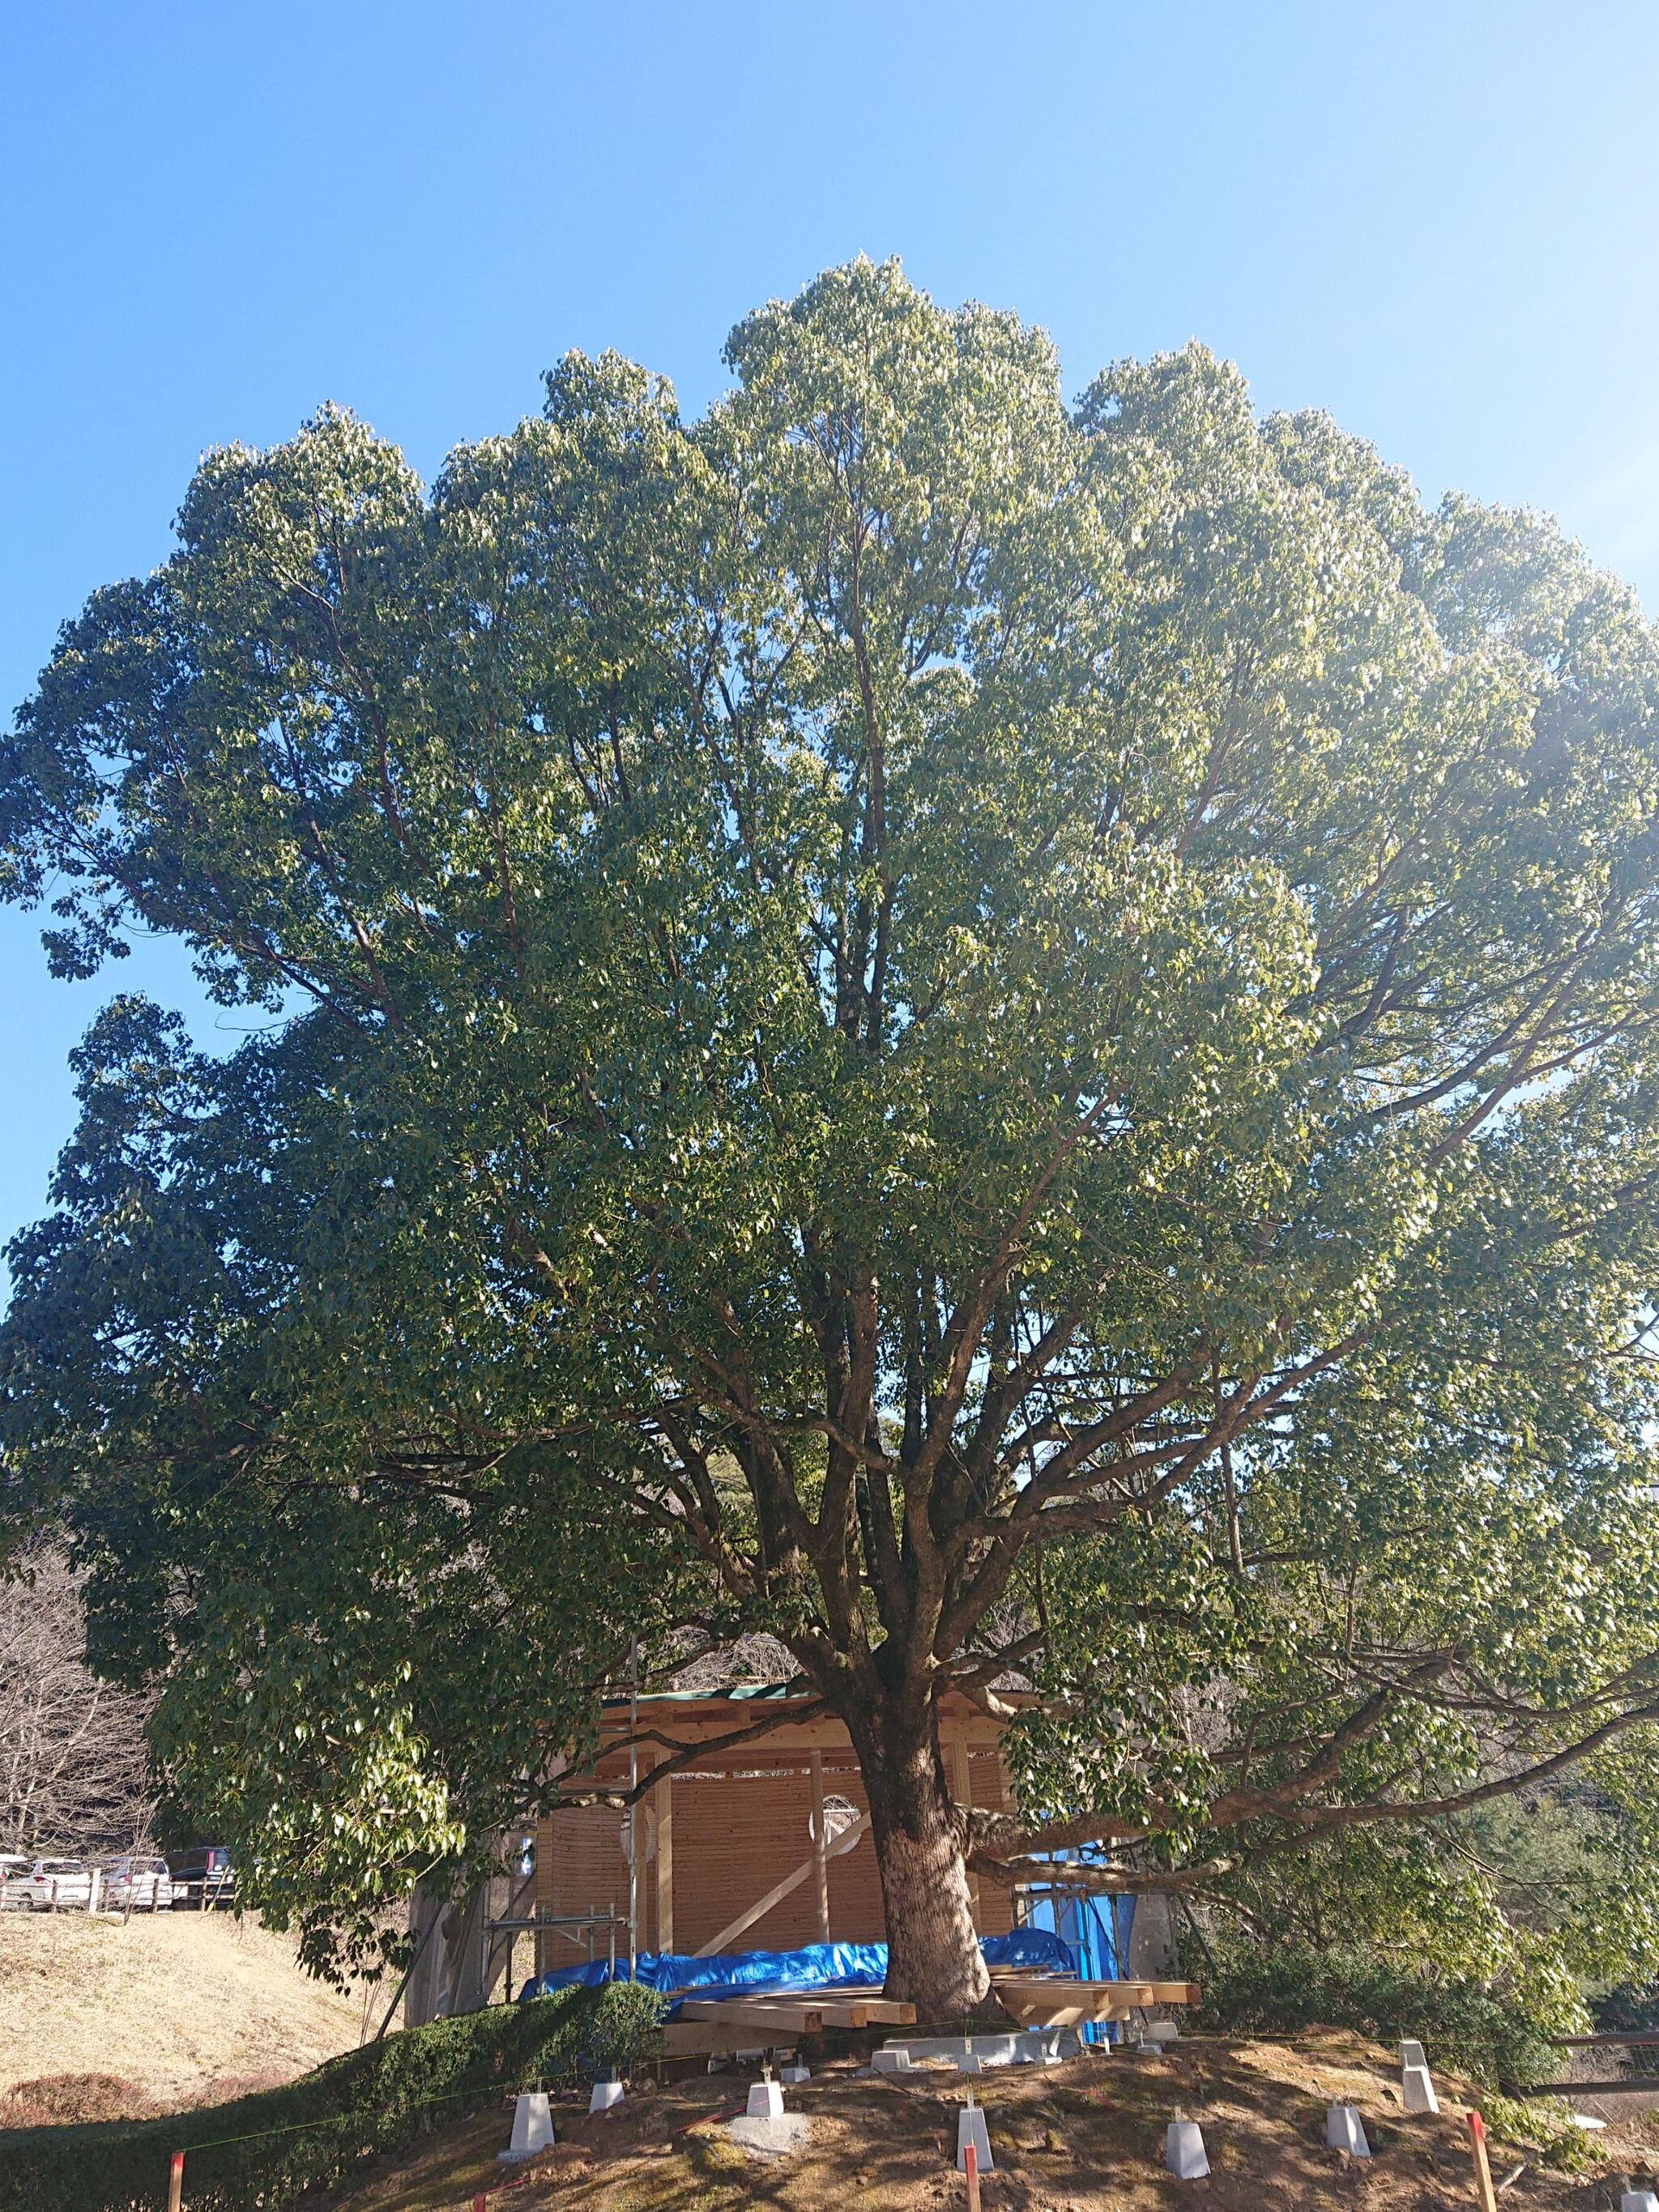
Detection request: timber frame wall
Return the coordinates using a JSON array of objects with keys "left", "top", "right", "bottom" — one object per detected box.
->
[{"left": 534, "top": 1688, "right": 1016, "bottom": 1961}]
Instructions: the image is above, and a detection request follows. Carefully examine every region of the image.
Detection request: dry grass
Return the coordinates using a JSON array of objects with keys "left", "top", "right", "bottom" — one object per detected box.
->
[
  {"left": 0, "top": 1909, "right": 366, "bottom": 2109},
  {"left": 328, "top": 2030, "right": 1659, "bottom": 2212}
]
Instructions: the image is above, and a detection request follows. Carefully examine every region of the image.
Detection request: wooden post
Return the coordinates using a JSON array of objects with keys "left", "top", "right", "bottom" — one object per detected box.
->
[
  {"left": 654, "top": 1765, "right": 674, "bottom": 1955},
  {"left": 167, "top": 2150, "right": 185, "bottom": 2212},
  {"left": 947, "top": 1735, "right": 981, "bottom": 1929},
  {"left": 963, "top": 2137, "right": 981, "bottom": 2212},
  {"left": 1466, "top": 2111, "right": 1498, "bottom": 2212},
  {"left": 810, "top": 1750, "right": 830, "bottom": 1941}
]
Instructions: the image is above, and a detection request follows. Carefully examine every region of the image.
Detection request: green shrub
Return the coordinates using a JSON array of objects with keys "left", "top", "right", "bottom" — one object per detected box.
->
[
  {"left": 1190, "top": 1940, "right": 1552, "bottom": 2087},
  {"left": 570, "top": 1977, "right": 663, "bottom": 2081},
  {"left": 0, "top": 1981, "right": 663, "bottom": 2212},
  {"left": 1480, "top": 2094, "right": 1604, "bottom": 2176}
]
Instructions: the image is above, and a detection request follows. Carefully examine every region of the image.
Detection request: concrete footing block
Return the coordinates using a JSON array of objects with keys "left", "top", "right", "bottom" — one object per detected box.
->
[
  {"left": 957, "top": 2106, "right": 993, "bottom": 2172},
  {"left": 746, "top": 2081, "right": 784, "bottom": 2120},
  {"left": 1143, "top": 2021, "right": 1179, "bottom": 2047},
  {"left": 957, "top": 2052, "right": 983, "bottom": 2073},
  {"left": 498, "top": 2091, "right": 555, "bottom": 2162},
  {"left": 779, "top": 2064, "right": 809, "bottom": 2085},
  {"left": 1399, "top": 2038, "right": 1427, "bottom": 2071},
  {"left": 872, "top": 2047, "right": 912, "bottom": 2073},
  {"left": 1165, "top": 2120, "right": 1209, "bottom": 2179},
  {"left": 1406, "top": 2061, "right": 1442, "bottom": 2114},
  {"left": 1620, "top": 2193, "right": 1659, "bottom": 2212},
  {"left": 1401, "top": 2064, "right": 1439, "bottom": 2115},
  {"left": 588, "top": 2079, "right": 625, "bottom": 2113},
  {"left": 1326, "top": 2102, "right": 1371, "bottom": 2156}
]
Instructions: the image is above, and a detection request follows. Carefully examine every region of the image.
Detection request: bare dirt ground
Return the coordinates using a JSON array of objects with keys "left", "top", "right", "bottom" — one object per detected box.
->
[
  {"left": 0, "top": 1908, "right": 366, "bottom": 2108},
  {"left": 328, "top": 2031, "right": 1659, "bottom": 2212}
]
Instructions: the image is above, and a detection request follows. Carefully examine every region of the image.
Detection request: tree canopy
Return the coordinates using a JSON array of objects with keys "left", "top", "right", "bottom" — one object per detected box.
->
[{"left": 6, "top": 259, "right": 1659, "bottom": 2007}]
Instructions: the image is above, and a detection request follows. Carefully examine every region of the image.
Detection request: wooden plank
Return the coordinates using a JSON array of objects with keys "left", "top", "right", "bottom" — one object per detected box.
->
[
  {"left": 679, "top": 1993, "right": 845, "bottom": 2022},
  {"left": 654, "top": 1766, "right": 674, "bottom": 1954},
  {"left": 674, "top": 1986, "right": 916, "bottom": 2027},
  {"left": 695, "top": 1809, "right": 871, "bottom": 1956},
  {"left": 1467, "top": 2112, "right": 1499, "bottom": 2212},
  {"left": 795, "top": 1997, "right": 870, "bottom": 2028},
  {"left": 994, "top": 1976, "right": 1157, "bottom": 2026},
  {"left": 679, "top": 1997, "right": 828, "bottom": 2033},
  {"left": 1003, "top": 1998, "right": 1142, "bottom": 2028},
  {"left": 663, "top": 2019, "right": 804, "bottom": 2057},
  {"left": 986, "top": 1990, "right": 1167, "bottom": 2008},
  {"left": 1000, "top": 1994, "right": 1145, "bottom": 2027}
]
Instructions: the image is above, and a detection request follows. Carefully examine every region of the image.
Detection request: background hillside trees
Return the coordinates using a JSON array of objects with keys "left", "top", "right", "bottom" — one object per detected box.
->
[{"left": 0, "top": 1547, "right": 155, "bottom": 1856}]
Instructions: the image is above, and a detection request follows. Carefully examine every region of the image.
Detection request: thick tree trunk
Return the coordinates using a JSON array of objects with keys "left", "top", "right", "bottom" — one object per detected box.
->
[{"left": 851, "top": 1707, "right": 991, "bottom": 2014}]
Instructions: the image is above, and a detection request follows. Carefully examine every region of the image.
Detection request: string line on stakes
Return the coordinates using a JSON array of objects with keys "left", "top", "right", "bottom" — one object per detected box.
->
[{"left": 174, "top": 2079, "right": 544, "bottom": 2154}]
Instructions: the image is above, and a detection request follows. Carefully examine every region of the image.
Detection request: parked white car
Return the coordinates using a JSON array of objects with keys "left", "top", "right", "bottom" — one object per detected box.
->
[
  {"left": 99, "top": 1853, "right": 174, "bottom": 1911},
  {"left": 0, "top": 1854, "right": 30, "bottom": 1908},
  {"left": 12, "top": 1857, "right": 96, "bottom": 1910}
]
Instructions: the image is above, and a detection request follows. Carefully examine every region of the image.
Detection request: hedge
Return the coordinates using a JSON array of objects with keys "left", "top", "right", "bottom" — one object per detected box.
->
[
  {"left": 1189, "top": 1940, "right": 1552, "bottom": 2088},
  {"left": 0, "top": 1980, "right": 663, "bottom": 2212}
]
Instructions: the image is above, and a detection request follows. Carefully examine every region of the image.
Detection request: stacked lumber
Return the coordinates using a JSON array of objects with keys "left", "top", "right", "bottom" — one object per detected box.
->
[
  {"left": 662, "top": 1974, "right": 1200, "bottom": 2042},
  {"left": 988, "top": 1975, "right": 1201, "bottom": 2027}
]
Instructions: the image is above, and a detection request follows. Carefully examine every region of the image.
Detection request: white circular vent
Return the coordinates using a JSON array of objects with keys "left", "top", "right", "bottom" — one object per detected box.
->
[
  {"left": 619, "top": 1813, "right": 655, "bottom": 1867},
  {"left": 809, "top": 1793, "right": 861, "bottom": 1847}
]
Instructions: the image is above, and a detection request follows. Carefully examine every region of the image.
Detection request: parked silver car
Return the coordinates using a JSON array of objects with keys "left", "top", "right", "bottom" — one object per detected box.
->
[
  {"left": 12, "top": 1857, "right": 96, "bottom": 1910},
  {"left": 100, "top": 1853, "right": 174, "bottom": 1912},
  {"left": 0, "top": 1854, "right": 30, "bottom": 1908}
]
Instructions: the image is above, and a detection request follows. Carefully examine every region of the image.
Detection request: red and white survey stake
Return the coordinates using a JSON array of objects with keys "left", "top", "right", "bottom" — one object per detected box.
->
[{"left": 1467, "top": 2110, "right": 1499, "bottom": 2212}]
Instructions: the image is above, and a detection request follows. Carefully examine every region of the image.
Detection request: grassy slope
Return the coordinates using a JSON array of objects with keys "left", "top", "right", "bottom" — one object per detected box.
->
[
  {"left": 332, "top": 2031, "right": 1659, "bottom": 2212},
  {"left": 0, "top": 1911, "right": 365, "bottom": 2104}
]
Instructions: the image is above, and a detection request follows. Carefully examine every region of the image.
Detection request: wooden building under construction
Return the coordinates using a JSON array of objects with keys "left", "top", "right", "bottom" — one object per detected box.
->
[
  {"left": 404, "top": 1685, "right": 1193, "bottom": 2035},
  {"left": 531, "top": 1686, "right": 1018, "bottom": 1963}
]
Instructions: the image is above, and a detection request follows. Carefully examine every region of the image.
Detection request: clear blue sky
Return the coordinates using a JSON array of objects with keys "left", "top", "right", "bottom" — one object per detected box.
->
[{"left": 4, "top": 0, "right": 1658, "bottom": 1269}]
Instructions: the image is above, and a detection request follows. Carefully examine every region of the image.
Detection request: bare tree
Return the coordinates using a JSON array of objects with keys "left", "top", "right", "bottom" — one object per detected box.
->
[{"left": 0, "top": 1547, "right": 156, "bottom": 1856}]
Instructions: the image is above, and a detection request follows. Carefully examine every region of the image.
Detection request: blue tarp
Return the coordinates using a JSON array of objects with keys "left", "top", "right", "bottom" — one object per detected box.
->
[{"left": 517, "top": 1924, "right": 1076, "bottom": 2012}]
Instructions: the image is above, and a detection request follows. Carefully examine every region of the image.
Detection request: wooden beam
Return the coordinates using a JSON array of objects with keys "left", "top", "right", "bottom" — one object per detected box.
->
[
  {"left": 987, "top": 1969, "right": 1194, "bottom": 1999},
  {"left": 992, "top": 1976, "right": 1158, "bottom": 2027},
  {"left": 654, "top": 1765, "right": 674, "bottom": 1954},
  {"left": 662, "top": 2019, "right": 822, "bottom": 2056},
  {"left": 695, "top": 1809, "right": 871, "bottom": 1957},
  {"left": 586, "top": 1711, "right": 1009, "bottom": 1767},
  {"left": 810, "top": 1748, "right": 830, "bottom": 1941},
  {"left": 679, "top": 1998, "right": 828, "bottom": 2034}
]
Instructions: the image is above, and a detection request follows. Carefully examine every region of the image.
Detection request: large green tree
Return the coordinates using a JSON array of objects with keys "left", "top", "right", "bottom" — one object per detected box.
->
[{"left": 6, "top": 259, "right": 1659, "bottom": 2011}]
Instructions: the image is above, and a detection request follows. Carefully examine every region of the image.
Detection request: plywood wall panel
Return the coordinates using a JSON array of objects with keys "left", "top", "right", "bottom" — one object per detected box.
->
[{"left": 534, "top": 1707, "right": 1023, "bottom": 1960}]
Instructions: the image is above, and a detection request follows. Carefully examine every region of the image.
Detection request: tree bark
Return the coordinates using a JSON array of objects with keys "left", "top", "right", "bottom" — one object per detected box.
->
[{"left": 850, "top": 1704, "right": 990, "bottom": 2014}]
